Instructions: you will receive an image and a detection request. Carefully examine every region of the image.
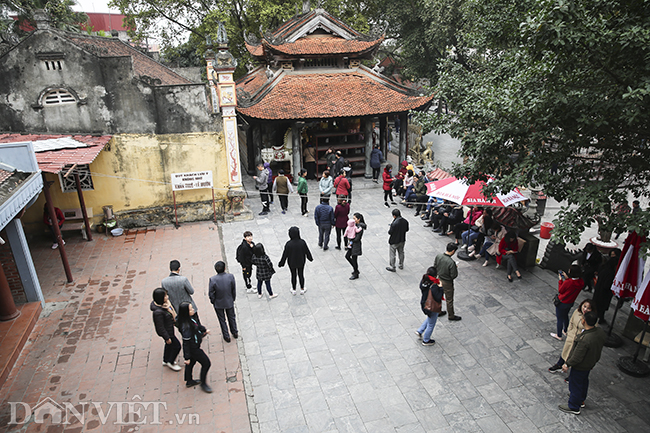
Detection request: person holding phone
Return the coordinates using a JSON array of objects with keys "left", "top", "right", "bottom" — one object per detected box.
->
[{"left": 551, "top": 265, "right": 584, "bottom": 341}]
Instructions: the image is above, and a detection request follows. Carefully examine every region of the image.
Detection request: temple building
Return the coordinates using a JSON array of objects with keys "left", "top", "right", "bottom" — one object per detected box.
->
[{"left": 236, "top": 8, "right": 433, "bottom": 180}]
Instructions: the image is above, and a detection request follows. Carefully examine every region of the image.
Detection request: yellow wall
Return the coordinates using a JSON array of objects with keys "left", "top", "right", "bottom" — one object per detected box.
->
[{"left": 22, "top": 132, "right": 227, "bottom": 232}]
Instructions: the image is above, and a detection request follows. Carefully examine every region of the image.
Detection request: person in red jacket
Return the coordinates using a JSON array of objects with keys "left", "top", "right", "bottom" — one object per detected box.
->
[
  {"left": 43, "top": 204, "right": 65, "bottom": 249},
  {"left": 382, "top": 164, "right": 396, "bottom": 208},
  {"left": 551, "top": 264, "right": 585, "bottom": 341},
  {"left": 498, "top": 230, "right": 521, "bottom": 282},
  {"left": 333, "top": 171, "right": 351, "bottom": 199}
]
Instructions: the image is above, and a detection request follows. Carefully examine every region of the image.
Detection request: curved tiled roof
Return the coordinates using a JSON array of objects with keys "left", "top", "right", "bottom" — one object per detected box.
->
[
  {"left": 265, "top": 36, "right": 383, "bottom": 56},
  {"left": 64, "top": 34, "right": 191, "bottom": 86},
  {"left": 236, "top": 69, "right": 433, "bottom": 120},
  {"left": 245, "top": 41, "right": 264, "bottom": 57}
]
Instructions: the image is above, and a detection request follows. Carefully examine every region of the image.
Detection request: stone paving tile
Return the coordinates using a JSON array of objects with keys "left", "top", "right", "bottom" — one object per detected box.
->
[{"left": 222, "top": 176, "right": 650, "bottom": 433}]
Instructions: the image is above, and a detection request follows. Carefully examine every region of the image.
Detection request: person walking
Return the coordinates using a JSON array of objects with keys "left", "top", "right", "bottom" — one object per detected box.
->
[
  {"left": 382, "top": 164, "right": 396, "bottom": 207},
  {"left": 314, "top": 197, "right": 335, "bottom": 250},
  {"left": 272, "top": 169, "right": 294, "bottom": 214},
  {"left": 208, "top": 261, "right": 238, "bottom": 343},
  {"left": 549, "top": 299, "right": 595, "bottom": 373},
  {"left": 559, "top": 311, "right": 606, "bottom": 415},
  {"left": 346, "top": 213, "right": 367, "bottom": 280},
  {"left": 150, "top": 288, "right": 182, "bottom": 372},
  {"left": 434, "top": 243, "right": 459, "bottom": 320},
  {"left": 162, "top": 260, "right": 199, "bottom": 321},
  {"left": 265, "top": 162, "right": 274, "bottom": 205},
  {"left": 235, "top": 231, "right": 255, "bottom": 293},
  {"left": 334, "top": 197, "right": 350, "bottom": 250},
  {"left": 303, "top": 143, "right": 317, "bottom": 179},
  {"left": 297, "top": 168, "right": 309, "bottom": 216},
  {"left": 551, "top": 264, "right": 584, "bottom": 341},
  {"left": 177, "top": 302, "right": 212, "bottom": 393},
  {"left": 279, "top": 226, "right": 313, "bottom": 295},
  {"left": 253, "top": 163, "right": 270, "bottom": 215},
  {"left": 386, "top": 209, "right": 409, "bottom": 272},
  {"left": 251, "top": 243, "right": 278, "bottom": 299},
  {"left": 370, "top": 144, "right": 383, "bottom": 182},
  {"left": 319, "top": 170, "right": 334, "bottom": 199},
  {"left": 415, "top": 267, "right": 443, "bottom": 346}
]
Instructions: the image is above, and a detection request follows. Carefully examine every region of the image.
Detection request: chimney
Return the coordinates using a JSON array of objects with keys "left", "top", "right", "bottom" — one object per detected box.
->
[
  {"left": 302, "top": 1, "right": 310, "bottom": 13},
  {"left": 33, "top": 9, "right": 51, "bottom": 30}
]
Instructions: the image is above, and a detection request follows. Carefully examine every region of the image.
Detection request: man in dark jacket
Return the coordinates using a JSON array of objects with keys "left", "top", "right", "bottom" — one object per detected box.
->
[
  {"left": 560, "top": 311, "right": 606, "bottom": 415},
  {"left": 386, "top": 209, "right": 409, "bottom": 272},
  {"left": 434, "top": 243, "right": 459, "bottom": 320},
  {"left": 314, "top": 198, "right": 335, "bottom": 250},
  {"left": 279, "top": 226, "right": 313, "bottom": 294},
  {"left": 580, "top": 243, "right": 602, "bottom": 292},
  {"left": 332, "top": 151, "right": 345, "bottom": 178},
  {"left": 208, "top": 261, "right": 238, "bottom": 343},
  {"left": 235, "top": 231, "right": 255, "bottom": 292},
  {"left": 412, "top": 171, "right": 429, "bottom": 216}
]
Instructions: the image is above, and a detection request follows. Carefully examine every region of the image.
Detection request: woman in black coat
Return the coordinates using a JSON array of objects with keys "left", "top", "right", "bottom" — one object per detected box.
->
[
  {"left": 279, "top": 226, "right": 313, "bottom": 295},
  {"left": 178, "top": 302, "right": 212, "bottom": 393},
  {"left": 151, "top": 288, "right": 182, "bottom": 371},
  {"left": 593, "top": 248, "right": 621, "bottom": 324},
  {"left": 346, "top": 213, "right": 367, "bottom": 280}
]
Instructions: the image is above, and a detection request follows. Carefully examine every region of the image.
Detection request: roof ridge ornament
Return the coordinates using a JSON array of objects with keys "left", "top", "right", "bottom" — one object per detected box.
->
[
  {"left": 216, "top": 22, "right": 229, "bottom": 49},
  {"left": 356, "top": 22, "right": 388, "bottom": 42},
  {"left": 244, "top": 31, "right": 260, "bottom": 46}
]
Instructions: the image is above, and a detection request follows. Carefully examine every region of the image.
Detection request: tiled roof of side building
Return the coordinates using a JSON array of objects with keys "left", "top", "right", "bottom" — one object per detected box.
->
[
  {"left": 265, "top": 36, "right": 383, "bottom": 56},
  {"left": 64, "top": 34, "right": 191, "bottom": 86},
  {"left": 236, "top": 70, "right": 433, "bottom": 120}
]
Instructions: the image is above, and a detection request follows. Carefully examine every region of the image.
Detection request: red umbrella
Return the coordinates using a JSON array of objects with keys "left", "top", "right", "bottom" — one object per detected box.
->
[
  {"left": 611, "top": 231, "right": 646, "bottom": 299},
  {"left": 426, "top": 177, "right": 527, "bottom": 207},
  {"left": 633, "top": 271, "right": 650, "bottom": 321}
]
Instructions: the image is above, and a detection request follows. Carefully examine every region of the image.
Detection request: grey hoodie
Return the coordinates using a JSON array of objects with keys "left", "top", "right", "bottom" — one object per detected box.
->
[{"left": 256, "top": 168, "right": 269, "bottom": 190}]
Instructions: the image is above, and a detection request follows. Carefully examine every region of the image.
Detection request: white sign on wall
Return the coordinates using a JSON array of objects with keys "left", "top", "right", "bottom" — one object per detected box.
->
[{"left": 171, "top": 171, "right": 213, "bottom": 191}]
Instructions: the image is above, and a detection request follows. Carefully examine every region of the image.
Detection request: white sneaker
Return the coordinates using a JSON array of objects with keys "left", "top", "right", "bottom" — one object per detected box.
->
[
  {"left": 482, "top": 260, "right": 489, "bottom": 267},
  {"left": 51, "top": 243, "right": 58, "bottom": 249},
  {"left": 246, "top": 288, "right": 256, "bottom": 294},
  {"left": 495, "top": 264, "right": 500, "bottom": 269},
  {"left": 468, "top": 245, "right": 475, "bottom": 252},
  {"left": 300, "top": 289, "right": 306, "bottom": 295},
  {"left": 258, "top": 294, "right": 263, "bottom": 299},
  {"left": 163, "top": 362, "right": 182, "bottom": 371},
  {"left": 270, "top": 294, "right": 278, "bottom": 299},
  {"left": 291, "top": 290, "right": 297, "bottom": 296}
]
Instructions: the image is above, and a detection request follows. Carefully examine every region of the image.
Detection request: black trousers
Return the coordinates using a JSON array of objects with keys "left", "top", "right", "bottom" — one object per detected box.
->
[
  {"left": 345, "top": 249, "right": 359, "bottom": 274},
  {"left": 290, "top": 266, "right": 305, "bottom": 290},
  {"left": 260, "top": 190, "right": 270, "bottom": 212},
  {"left": 383, "top": 189, "right": 393, "bottom": 203},
  {"left": 336, "top": 227, "right": 344, "bottom": 248},
  {"left": 300, "top": 194, "right": 308, "bottom": 215},
  {"left": 241, "top": 266, "right": 252, "bottom": 289},
  {"left": 372, "top": 167, "right": 380, "bottom": 180},
  {"left": 214, "top": 307, "right": 238, "bottom": 339},
  {"left": 279, "top": 194, "right": 288, "bottom": 211},
  {"left": 184, "top": 347, "right": 211, "bottom": 384},
  {"left": 163, "top": 335, "right": 181, "bottom": 364},
  {"left": 306, "top": 161, "right": 316, "bottom": 179}
]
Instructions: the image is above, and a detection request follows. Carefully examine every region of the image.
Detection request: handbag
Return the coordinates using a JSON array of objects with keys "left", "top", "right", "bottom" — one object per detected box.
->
[
  {"left": 425, "top": 287, "right": 443, "bottom": 313},
  {"left": 553, "top": 293, "right": 561, "bottom": 307}
]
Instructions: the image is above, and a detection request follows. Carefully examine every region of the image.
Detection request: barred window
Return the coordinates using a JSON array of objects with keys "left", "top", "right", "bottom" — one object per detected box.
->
[
  {"left": 42, "top": 60, "right": 63, "bottom": 71},
  {"left": 43, "top": 89, "right": 76, "bottom": 106},
  {"left": 58, "top": 165, "right": 94, "bottom": 193}
]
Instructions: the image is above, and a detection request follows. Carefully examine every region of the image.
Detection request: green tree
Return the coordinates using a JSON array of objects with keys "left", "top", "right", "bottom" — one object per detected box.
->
[
  {"left": 429, "top": 0, "right": 650, "bottom": 245},
  {"left": 109, "top": 0, "right": 379, "bottom": 78},
  {"left": 1, "top": 0, "right": 88, "bottom": 36}
]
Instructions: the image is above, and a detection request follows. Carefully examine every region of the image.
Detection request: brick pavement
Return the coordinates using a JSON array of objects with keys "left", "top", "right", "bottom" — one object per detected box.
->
[
  {"left": 222, "top": 176, "right": 650, "bottom": 433},
  {"left": 0, "top": 223, "right": 250, "bottom": 433}
]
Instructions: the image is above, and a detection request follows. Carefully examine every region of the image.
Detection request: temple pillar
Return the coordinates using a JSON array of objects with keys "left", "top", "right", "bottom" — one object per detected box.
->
[
  {"left": 379, "top": 116, "right": 387, "bottom": 162},
  {"left": 292, "top": 122, "right": 304, "bottom": 184},
  {"left": 364, "top": 118, "right": 373, "bottom": 178},
  {"left": 4, "top": 219, "right": 43, "bottom": 306},
  {"left": 399, "top": 112, "right": 408, "bottom": 163}
]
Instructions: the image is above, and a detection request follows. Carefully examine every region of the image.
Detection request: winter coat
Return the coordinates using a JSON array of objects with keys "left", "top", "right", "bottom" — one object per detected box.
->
[
  {"left": 314, "top": 203, "right": 335, "bottom": 227},
  {"left": 264, "top": 163, "right": 273, "bottom": 188},
  {"left": 333, "top": 157, "right": 345, "bottom": 177},
  {"left": 434, "top": 253, "right": 458, "bottom": 281},
  {"left": 236, "top": 239, "right": 255, "bottom": 268},
  {"left": 349, "top": 222, "right": 366, "bottom": 256},
  {"left": 43, "top": 207, "right": 65, "bottom": 227},
  {"left": 487, "top": 226, "right": 507, "bottom": 256},
  {"left": 319, "top": 176, "right": 334, "bottom": 195},
  {"left": 180, "top": 316, "right": 206, "bottom": 359},
  {"left": 255, "top": 168, "right": 269, "bottom": 191},
  {"left": 208, "top": 272, "right": 236, "bottom": 309},
  {"left": 370, "top": 148, "right": 383, "bottom": 169},
  {"left": 388, "top": 216, "right": 409, "bottom": 245},
  {"left": 251, "top": 254, "right": 275, "bottom": 281},
  {"left": 344, "top": 218, "right": 361, "bottom": 240},
  {"left": 151, "top": 301, "right": 176, "bottom": 341},
  {"left": 334, "top": 202, "right": 350, "bottom": 229},
  {"left": 498, "top": 238, "right": 519, "bottom": 256},
  {"left": 279, "top": 227, "right": 314, "bottom": 269},
  {"left": 558, "top": 278, "right": 585, "bottom": 304},
  {"left": 303, "top": 146, "right": 316, "bottom": 163},
  {"left": 565, "top": 327, "right": 607, "bottom": 371},
  {"left": 334, "top": 175, "right": 351, "bottom": 196},
  {"left": 562, "top": 308, "right": 587, "bottom": 361},
  {"left": 593, "top": 256, "right": 618, "bottom": 313},
  {"left": 297, "top": 176, "right": 308, "bottom": 194},
  {"left": 161, "top": 273, "right": 197, "bottom": 313},
  {"left": 273, "top": 175, "right": 293, "bottom": 195},
  {"left": 420, "top": 275, "right": 443, "bottom": 317},
  {"left": 382, "top": 169, "right": 394, "bottom": 191}
]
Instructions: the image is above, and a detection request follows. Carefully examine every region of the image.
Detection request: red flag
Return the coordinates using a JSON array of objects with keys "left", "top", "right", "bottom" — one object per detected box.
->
[
  {"left": 633, "top": 271, "right": 650, "bottom": 321},
  {"left": 611, "top": 231, "right": 646, "bottom": 299}
]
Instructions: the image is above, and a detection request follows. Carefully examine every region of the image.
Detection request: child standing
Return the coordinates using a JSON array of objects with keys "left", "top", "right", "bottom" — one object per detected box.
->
[
  {"left": 278, "top": 227, "right": 313, "bottom": 295},
  {"left": 344, "top": 218, "right": 362, "bottom": 249},
  {"left": 297, "top": 168, "right": 309, "bottom": 216},
  {"left": 251, "top": 243, "right": 278, "bottom": 299}
]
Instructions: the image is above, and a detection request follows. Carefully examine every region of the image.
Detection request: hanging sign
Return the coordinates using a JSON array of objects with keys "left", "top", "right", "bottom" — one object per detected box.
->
[{"left": 171, "top": 171, "right": 213, "bottom": 191}]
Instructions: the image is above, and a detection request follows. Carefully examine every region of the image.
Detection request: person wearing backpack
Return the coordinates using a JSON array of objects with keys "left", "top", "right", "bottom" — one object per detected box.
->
[{"left": 415, "top": 267, "right": 444, "bottom": 346}]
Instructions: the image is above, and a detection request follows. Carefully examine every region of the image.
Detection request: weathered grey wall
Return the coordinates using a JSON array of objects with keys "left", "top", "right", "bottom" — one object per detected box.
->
[{"left": 0, "top": 30, "right": 219, "bottom": 135}]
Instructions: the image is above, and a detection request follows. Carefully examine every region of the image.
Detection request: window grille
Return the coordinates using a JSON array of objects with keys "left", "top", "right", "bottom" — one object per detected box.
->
[
  {"left": 43, "top": 60, "right": 63, "bottom": 71},
  {"left": 304, "top": 58, "right": 338, "bottom": 68},
  {"left": 58, "top": 165, "right": 94, "bottom": 193},
  {"left": 43, "top": 89, "right": 76, "bottom": 106}
]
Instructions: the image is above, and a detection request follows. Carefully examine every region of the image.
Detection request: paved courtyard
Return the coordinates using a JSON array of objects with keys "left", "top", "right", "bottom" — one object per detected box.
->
[
  {"left": 223, "top": 176, "right": 650, "bottom": 433},
  {"left": 0, "top": 176, "right": 648, "bottom": 433}
]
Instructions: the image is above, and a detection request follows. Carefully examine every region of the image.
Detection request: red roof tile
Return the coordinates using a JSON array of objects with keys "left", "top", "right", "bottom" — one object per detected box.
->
[
  {"left": 265, "top": 36, "right": 383, "bottom": 56},
  {"left": 236, "top": 69, "right": 433, "bottom": 120},
  {"left": 245, "top": 42, "right": 264, "bottom": 57},
  {"left": 0, "top": 134, "right": 111, "bottom": 174},
  {"left": 0, "top": 169, "right": 11, "bottom": 183},
  {"left": 64, "top": 34, "right": 191, "bottom": 86},
  {"left": 236, "top": 67, "right": 268, "bottom": 95}
]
